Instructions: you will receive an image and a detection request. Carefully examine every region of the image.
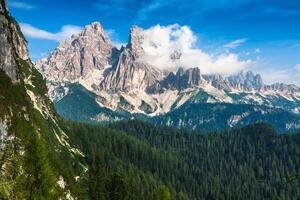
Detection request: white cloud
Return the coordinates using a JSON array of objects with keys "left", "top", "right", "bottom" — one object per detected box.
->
[
  {"left": 255, "top": 48, "right": 261, "bottom": 53},
  {"left": 295, "top": 64, "right": 300, "bottom": 72},
  {"left": 8, "top": 1, "right": 35, "bottom": 10},
  {"left": 257, "top": 64, "right": 300, "bottom": 86},
  {"left": 260, "top": 69, "right": 300, "bottom": 86},
  {"left": 20, "top": 23, "right": 82, "bottom": 42},
  {"left": 224, "top": 38, "right": 247, "bottom": 49},
  {"left": 138, "top": 24, "right": 250, "bottom": 75}
]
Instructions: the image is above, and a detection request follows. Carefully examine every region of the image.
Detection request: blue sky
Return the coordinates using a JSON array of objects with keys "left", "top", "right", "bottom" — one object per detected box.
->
[{"left": 7, "top": 0, "right": 300, "bottom": 85}]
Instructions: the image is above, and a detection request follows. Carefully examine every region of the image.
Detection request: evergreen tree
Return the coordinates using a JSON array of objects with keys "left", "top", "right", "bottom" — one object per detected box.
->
[
  {"left": 150, "top": 186, "right": 171, "bottom": 200},
  {"left": 88, "top": 156, "right": 107, "bottom": 200}
]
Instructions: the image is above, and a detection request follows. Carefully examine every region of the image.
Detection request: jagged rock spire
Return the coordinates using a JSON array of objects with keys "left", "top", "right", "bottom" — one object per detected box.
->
[
  {"left": 126, "top": 25, "right": 144, "bottom": 57},
  {"left": 227, "top": 71, "right": 264, "bottom": 91}
]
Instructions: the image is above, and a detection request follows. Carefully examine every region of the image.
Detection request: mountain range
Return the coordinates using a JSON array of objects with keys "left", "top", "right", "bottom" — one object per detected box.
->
[{"left": 35, "top": 22, "right": 300, "bottom": 131}]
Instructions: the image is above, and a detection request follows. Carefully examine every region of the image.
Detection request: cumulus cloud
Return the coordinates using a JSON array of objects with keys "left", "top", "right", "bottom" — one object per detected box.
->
[
  {"left": 8, "top": 1, "right": 36, "bottom": 10},
  {"left": 20, "top": 23, "right": 82, "bottom": 42},
  {"left": 256, "top": 63, "right": 300, "bottom": 86},
  {"left": 255, "top": 48, "right": 261, "bottom": 53},
  {"left": 259, "top": 69, "right": 300, "bottom": 86},
  {"left": 224, "top": 38, "right": 247, "bottom": 49},
  {"left": 138, "top": 24, "right": 250, "bottom": 75}
]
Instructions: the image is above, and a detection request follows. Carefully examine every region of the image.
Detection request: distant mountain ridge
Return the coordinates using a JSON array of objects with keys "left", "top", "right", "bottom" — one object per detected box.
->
[{"left": 35, "top": 22, "right": 300, "bottom": 131}]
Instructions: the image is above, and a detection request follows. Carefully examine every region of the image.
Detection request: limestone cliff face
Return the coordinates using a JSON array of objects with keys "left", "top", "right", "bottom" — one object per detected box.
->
[
  {"left": 126, "top": 25, "right": 145, "bottom": 57},
  {"left": 0, "top": 0, "right": 28, "bottom": 82},
  {"left": 36, "top": 22, "right": 115, "bottom": 82},
  {"left": 100, "top": 26, "right": 163, "bottom": 92},
  {"left": 226, "top": 71, "right": 264, "bottom": 91},
  {"left": 0, "top": 1, "right": 84, "bottom": 198}
]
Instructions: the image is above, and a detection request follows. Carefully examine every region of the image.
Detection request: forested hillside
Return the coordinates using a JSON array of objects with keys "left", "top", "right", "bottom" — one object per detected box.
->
[{"left": 62, "top": 120, "right": 300, "bottom": 200}]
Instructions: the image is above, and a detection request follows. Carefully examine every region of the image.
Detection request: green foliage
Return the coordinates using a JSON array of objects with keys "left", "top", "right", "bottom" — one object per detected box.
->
[
  {"left": 0, "top": 67, "right": 60, "bottom": 199},
  {"left": 62, "top": 119, "right": 300, "bottom": 200},
  {"left": 0, "top": 57, "right": 82, "bottom": 199},
  {"left": 87, "top": 158, "right": 107, "bottom": 200},
  {"left": 24, "top": 134, "right": 60, "bottom": 199},
  {"left": 106, "top": 173, "right": 133, "bottom": 200},
  {"left": 109, "top": 120, "right": 300, "bottom": 200},
  {"left": 149, "top": 186, "right": 171, "bottom": 200},
  {"left": 54, "top": 83, "right": 130, "bottom": 123},
  {"left": 154, "top": 102, "right": 300, "bottom": 132}
]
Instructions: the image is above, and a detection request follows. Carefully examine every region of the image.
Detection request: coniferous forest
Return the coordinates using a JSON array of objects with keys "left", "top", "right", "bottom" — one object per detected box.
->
[{"left": 61, "top": 120, "right": 300, "bottom": 200}]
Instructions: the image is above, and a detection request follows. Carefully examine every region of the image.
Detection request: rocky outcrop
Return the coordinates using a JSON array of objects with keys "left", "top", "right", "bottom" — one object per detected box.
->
[
  {"left": 202, "top": 74, "right": 232, "bottom": 91},
  {"left": 126, "top": 25, "right": 144, "bottom": 57},
  {"left": 148, "top": 67, "right": 203, "bottom": 92},
  {"left": 0, "top": 0, "right": 28, "bottom": 82},
  {"left": 227, "top": 71, "right": 264, "bottom": 91},
  {"left": 36, "top": 22, "right": 116, "bottom": 82},
  {"left": 99, "top": 25, "right": 162, "bottom": 92},
  {"left": 100, "top": 47, "right": 162, "bottom": 92},
  {"left": 267, "top": 83, "right": 300, "bottom": 94}
]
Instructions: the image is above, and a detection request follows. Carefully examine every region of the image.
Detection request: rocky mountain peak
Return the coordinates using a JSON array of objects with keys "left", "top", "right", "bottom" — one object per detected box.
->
[
  {"left": 227, "top": 71, "right": 264, "bottom": 91},
  {"left": 36, "top": 21, "right": 115, "bottom": 82},
  {"left": 127, "top": 25, "right": 144, "bottom": 57},
  {"left": 79, "top": 22, "right": 108, "bottom": 40},
  {"left": 268, "top": 83, "right": 300, "bottom": 94},
  {"left": 203, "top": 74, "right": 231, "bottom": 90},
  {"left": 97, "top": 25, "right": 164, "bottom": 92},
  {"left": 100, "top": 47, "right": 162, "bottom": 92},
  {"left": 176, "top": 67, "right": 185, "bottom": 76},
  {"left": 185, "top": 67, "right": 202, "bottom": 85}
]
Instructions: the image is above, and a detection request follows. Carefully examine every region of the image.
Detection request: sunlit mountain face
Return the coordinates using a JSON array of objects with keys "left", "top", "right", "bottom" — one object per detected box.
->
[
  {"left": 30, "top": 20, "right": 300, "bottom": 132},
  {"left": 9, "top": 0, "right": 300, "bottom": 129}
]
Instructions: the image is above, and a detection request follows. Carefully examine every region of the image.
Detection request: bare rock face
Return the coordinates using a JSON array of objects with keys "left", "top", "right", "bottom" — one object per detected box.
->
[
  {"left": 126, "top": 25, "right": 144, "bottom": 57},
  {"left": 0, "top": 0, "right": 28, "bottom": 82},
  {"left": 148, "top": 67, "right": 203, "bottom": 92},
  {"left": 267, "top": 83, "right": 300, "bottom": 94},
  {"left": 203, "top": 74, "right": 232, "bottom": 91},
  {"left": 36, "top": 22, "right": 115, "bottom": 82},
  {"left": 100, "top": 47, "right": 162, "bottom": 92},
  {"left": 100, "top": 25, "right": 163, "bottom": 92},
  {"left": 227, "top": 71, "right": 264, "bottom": 91}
]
